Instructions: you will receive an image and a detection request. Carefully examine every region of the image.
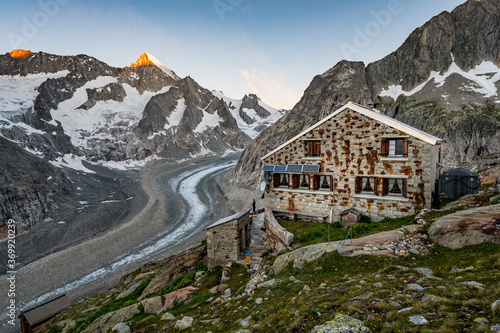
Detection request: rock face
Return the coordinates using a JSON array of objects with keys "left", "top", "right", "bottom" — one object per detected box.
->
[
  {"left": 235, "top": 0, "right": 500, "bottom": 187},
  {"left": 429, "top": 204, "right": 500, "bottom": 249},
  {"left": 0, "top": 51, "right": 280, "bottom": 233},
  {"left": 0, "top": 137, "right": 75, "bottom": 233}
]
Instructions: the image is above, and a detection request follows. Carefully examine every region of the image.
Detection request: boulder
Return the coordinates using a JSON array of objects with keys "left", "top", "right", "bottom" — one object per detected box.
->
[
  {"left": 174, "top": 316, "right": 194, "bottom": 329},
  {"left": 140, "top": 296, "right": 163, "bottom": 314},
  {"left": 311, "top": 313, "right": 368, "bottom": 333},
  {"left": 112, "top": 323, "right": 131, "bottom": 333},
  {"left": 492, "top": 300, "right": 500, "bottom": 313},
  {"left": 409, "top": 315, "right": 428, "bottom": 325},
  {"left": 81, "top": 304, "right": 139, "bottom": 333},
  {"left": 428, "top": 205, "right": 500, "bottom": 249},
  {"left": 162, "top": 286, "right": 199, "bottom": 310},
  {"left": 160, "top": 312, "right": 176, "bottom": 321}
]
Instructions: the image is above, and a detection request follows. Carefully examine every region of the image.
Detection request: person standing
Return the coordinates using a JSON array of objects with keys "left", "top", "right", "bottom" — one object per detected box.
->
[{"left": 252, "top": 199, "right": 256, "bottom": 214}]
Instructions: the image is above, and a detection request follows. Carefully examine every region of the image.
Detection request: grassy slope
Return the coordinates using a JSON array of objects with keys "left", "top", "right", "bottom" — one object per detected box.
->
[{"left": 40, "top": 186, "right": 500, "bottom": 333}]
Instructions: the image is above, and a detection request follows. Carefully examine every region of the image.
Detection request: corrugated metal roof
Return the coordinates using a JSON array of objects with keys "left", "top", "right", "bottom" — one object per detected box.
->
[
  {"left": 262, "top": 102, "right": 442, "bottom": 161},
  {"left": 205, "top": 209, "right": 251, "bottom": 230}
]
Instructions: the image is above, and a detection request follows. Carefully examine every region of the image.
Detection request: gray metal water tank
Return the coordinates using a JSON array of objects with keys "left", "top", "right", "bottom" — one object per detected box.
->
[{"left": 438, "top": 168, "right": 481, "bottom": 200}]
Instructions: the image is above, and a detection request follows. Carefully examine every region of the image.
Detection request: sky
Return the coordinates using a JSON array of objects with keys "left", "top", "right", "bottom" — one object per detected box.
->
[{"left": 1, "top": 0, "right": 465, "bottom": 110}]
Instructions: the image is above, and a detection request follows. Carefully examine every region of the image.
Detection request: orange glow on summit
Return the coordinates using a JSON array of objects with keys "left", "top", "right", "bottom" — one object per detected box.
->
[
  {"left": 9, "top": 49, "right": 32, "bottom": 59},
  {"left": 128, "top": 52, "right": 166, "bottom": 68}
]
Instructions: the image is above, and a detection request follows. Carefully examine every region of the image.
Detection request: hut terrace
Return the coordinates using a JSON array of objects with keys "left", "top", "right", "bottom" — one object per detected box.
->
[{"left": 261, "top": 102, "right": 442, "bottom": 221}]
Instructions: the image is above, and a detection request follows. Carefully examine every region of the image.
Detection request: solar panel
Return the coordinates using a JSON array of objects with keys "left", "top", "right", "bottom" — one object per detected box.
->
[
  {"left": 286, "top": 165, "right": 303, "bottom": 172},
  {"left": 273, "top": 165, "right": 287, "bottom": 172},
  {"left": 262, "top": 165, "right": 275, "bottom": 171},
  {"left": 302, "top": 165, "right": 320, "bottom": 173}
]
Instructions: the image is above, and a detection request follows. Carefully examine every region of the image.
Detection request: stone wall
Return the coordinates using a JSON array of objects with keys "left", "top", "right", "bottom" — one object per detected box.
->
[
  {"left": 206, "top": 210, "right": 252, "bottom": 267},
  {"left": 263, "top": 108, "right": 439, "bottom": 221},
  {"left": 264, "top": 208, "right": 294, "bottom": 252}
]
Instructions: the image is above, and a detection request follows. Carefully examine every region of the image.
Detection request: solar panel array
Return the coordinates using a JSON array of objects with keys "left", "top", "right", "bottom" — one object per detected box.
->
[{"left": 262, "top": 164, "right": 320, "bottom": 173}]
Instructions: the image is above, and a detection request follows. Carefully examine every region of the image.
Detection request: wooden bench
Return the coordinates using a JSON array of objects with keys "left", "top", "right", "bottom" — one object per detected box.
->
[{"left": 272, "top": 209, "right": 328, "bottom": 223}]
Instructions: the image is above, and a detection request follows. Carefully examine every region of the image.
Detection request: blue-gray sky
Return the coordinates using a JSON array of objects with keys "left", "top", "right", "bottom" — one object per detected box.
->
[{"left": 1, "top": 0, "right": 465, "bottom": 109}]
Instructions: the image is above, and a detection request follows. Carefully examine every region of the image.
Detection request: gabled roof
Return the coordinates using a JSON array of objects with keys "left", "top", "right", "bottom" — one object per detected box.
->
[
  {"left": 205, "top": 209, "right": 251, "bottom": 230},
  {"left": 20, "top": 294, "right": 70, "bottom": 326},
  {"left": 261, "top": 102, "right": 442, "bottom": 160}
]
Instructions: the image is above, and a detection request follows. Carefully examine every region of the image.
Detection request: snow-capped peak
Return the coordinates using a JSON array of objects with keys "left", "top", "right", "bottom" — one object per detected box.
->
[
  {"left": 9, "top": 49, "right": 32, "bottom": 59},
  {"left": 128, "top": 52, "right": 180, "bottom": 80}
]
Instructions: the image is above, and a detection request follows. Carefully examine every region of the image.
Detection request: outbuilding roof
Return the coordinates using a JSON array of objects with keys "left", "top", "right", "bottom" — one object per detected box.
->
[
  {"left": 262, "top": 102, "right": 442, "bottom": 160},
  {"left": 205, "top": 209, "right": 251, "bottom": 230},
  {"left": 20, "top": 294, "right": 70, "bottom": 326}
]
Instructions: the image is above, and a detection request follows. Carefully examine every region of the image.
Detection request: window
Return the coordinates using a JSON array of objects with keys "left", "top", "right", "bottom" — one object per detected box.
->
[
  {"left": 319, "top": 175, "right": 333, "bottom": 191},
  {"left": 381, "top": 138, "right": 408, "bottom": 157},
  {"left": 382, "top": 178, "right": 407, "bottom": 197},
  {"left": 299, "top": 175, "right": 310, "bottom": 189},
  {"left": 305, "top": 140, "right": 321, "bottom": 157},
  {"left": 273, "top": 173, "right": 289, "bottom": 188},
  {"left": 355, "top": 177, "right": 377, "bottom": 194}
]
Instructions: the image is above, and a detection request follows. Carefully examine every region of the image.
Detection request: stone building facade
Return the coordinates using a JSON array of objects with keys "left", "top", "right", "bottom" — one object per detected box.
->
[
  {"left": 261, "top": 102, "right": 442, "bottom": 221},
  {"left": 205, "top": 209, "right": 252, "bottom": 267}
]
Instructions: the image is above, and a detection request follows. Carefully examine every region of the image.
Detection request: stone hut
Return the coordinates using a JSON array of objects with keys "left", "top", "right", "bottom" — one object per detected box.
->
[
  {"left": 262, "top": 102, "right": 443, "bottom": 221},
  {"left": 19, "top": 294, "right": 70, "bottom": 333},
  {"left": 206, "top": 209, "right": 252, "bottom": 267}
]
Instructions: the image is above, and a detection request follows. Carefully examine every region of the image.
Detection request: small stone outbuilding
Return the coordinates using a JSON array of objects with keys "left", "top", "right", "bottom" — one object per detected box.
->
[
  {"left": 206, "top": 209, "right": 252, "bottom": 267},
  {"left": 19, "top": 294, "right": 70, "bottom": 333}
]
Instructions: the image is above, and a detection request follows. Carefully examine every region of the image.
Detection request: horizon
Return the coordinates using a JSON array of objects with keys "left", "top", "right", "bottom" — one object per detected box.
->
[{"left": 1, "top": 0, "right": 465, "bottom": 109}]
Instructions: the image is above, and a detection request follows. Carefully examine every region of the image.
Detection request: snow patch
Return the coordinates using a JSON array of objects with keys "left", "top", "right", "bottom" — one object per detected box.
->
[
  {"left": 379, "top": 59, "right": 500, "bottom": 100},
  {"left": 49, "top": 154, "right": 96, "bottom": 174},
  {"left": 0, "top": 70, "right": 70, "bottom": 114},
  {"left": 164, "top": 98, "right": 185, "bottom": 129},
  {"left": 194, "top": 110, "right": 223, "bottom": 133}
]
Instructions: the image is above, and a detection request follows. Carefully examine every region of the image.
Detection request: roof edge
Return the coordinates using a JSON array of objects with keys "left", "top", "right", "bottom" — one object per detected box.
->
[{"left": 261, "top": 102, "right": 442, "bottom": 160}]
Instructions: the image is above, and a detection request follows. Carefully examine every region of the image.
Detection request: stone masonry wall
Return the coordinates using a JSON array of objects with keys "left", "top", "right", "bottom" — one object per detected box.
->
[{"left": 263, "top": 108, "right": 439, "bottom": 221}]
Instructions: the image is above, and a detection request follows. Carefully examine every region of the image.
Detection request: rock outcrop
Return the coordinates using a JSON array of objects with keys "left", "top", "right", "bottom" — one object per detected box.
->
[
  {"left": 428, "top": 204, "right": 500, "bottom": 249},
  {"left": 264, "top": 208, "right": 294, "bottom": 252},
  {"left": 235, "top": 0, "right": 500, "bottom": 187}
]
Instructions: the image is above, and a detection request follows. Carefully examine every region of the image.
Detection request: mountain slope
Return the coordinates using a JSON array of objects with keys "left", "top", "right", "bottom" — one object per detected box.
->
[{"left": 234, "top": 0, "right": 500, "bottom": 187}]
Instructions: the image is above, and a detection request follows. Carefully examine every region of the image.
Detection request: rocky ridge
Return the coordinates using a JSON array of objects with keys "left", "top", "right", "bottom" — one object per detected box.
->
[{"left": 235, "top": 0, "right": 500, "bottom": 187}]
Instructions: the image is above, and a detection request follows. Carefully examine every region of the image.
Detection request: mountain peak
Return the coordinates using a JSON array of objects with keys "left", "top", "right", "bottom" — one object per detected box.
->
[
  {"left": 128, "top": 52, "right": 180, "bottom": 80},
  {"left": 9, "top": 49, "right": 32, "bottom": 59}
]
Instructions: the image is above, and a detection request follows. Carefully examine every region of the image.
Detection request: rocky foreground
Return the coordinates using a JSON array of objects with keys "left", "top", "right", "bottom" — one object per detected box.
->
[{"left": 36, "top": 180, "right": 500, "bottom": 333}]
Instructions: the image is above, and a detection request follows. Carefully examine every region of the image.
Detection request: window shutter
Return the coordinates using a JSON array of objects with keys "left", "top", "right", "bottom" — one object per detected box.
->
[
  {"left": 307, "top": 141, "right": 313, "bottom": 157},
  {"left": 402, "top": 179, "right": 407, "bottom": 198},
  {"left": 382, "top": 178, "right": 389, "bottom": 195},
  {"left": 292, "top": 174, "right": 299, "bottom": 189},
  {"left": 402, "top": 138, "right": 408, "bottom": 157},
  {"left": 381, "top": 138, "right": 388, "bottom": 157},
  {"left": 273, "top": 174, "right": 280, "bottom": 187},
  {"left": 355, "top": 177, "right": 361, "bottom": 193},
  {"left": 374, "top": 177, "right": 379, "bottom": 195},
  {"left": 314, "top": 141, "right": 321, "bottom": 156},
  {"left": 330, "top": 176, "right": 334, "bottom": 191},
  {"left": 312, "top": 175, "right": 319, "bottom": 190}
]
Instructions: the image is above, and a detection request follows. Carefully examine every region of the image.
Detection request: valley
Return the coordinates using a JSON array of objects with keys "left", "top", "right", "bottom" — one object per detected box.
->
[{"left": 0, "top": 154, "right": 257, "bottom": 333}]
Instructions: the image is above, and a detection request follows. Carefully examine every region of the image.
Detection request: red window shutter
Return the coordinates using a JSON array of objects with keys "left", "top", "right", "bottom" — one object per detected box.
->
[
  {"left": 355, "top": 177, "right": 361, "bottom": 194},
  {"left": 381, "top": 138, "right": 388, "bottom": 157},
  {"left": 402, "top": 138, "right": 408, "bottom": 157},
  {"left": 402, "top": 179, "right": 407, "bottom": 198},
  {"left": 382, "top": 178, "right": 389, "bottom": 195},
  {"left": 312, "top": 175, "right": 319, "bottom": 190},
  {"left": 273, "top": 174, "right": 280, "bottom": 187},
  {"left": 330, "top": 176, "right": 334, "bottom": 191}
]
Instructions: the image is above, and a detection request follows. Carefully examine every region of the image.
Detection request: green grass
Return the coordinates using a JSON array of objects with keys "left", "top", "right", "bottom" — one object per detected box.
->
[{"left": 278, "top": 214, "right": 416, "bottom": 247}]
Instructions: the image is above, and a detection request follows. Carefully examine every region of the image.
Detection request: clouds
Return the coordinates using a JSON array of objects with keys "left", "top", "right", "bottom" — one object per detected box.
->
[{"left": 237, "top": 68, "right": 297, "bottom": 110}]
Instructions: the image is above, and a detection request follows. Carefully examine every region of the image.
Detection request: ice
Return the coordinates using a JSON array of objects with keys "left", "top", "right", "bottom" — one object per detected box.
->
[
  {"left": 49, "top": 154, "right": 96, "bottom": 174},
  {"left": 15, "top": 162, "right": 235, "bottom": 311}
]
